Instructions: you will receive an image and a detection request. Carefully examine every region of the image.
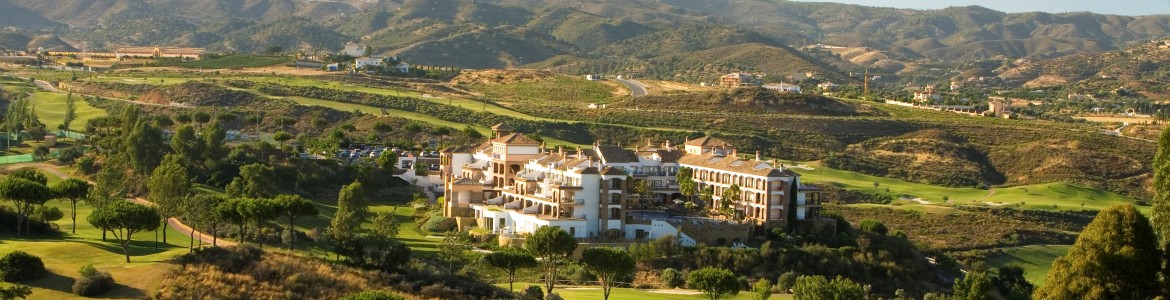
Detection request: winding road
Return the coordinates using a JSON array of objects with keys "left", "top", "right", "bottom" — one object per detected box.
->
[
  {"left": 615, "top": 78, "right": 649, "bottom": 97},
  {"left": 9, "top": 163, "right": 235, "bottom": 247}
]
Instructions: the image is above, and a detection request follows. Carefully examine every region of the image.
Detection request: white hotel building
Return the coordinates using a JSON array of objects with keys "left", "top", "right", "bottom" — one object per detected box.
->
[{"left": 440, "top": 124, "right": 821, "bottom": 242}]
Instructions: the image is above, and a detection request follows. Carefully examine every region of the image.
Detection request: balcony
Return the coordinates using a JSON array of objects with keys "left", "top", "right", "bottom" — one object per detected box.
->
[{"left": 631, "top": 171, "right": 677, "bottom": 177}]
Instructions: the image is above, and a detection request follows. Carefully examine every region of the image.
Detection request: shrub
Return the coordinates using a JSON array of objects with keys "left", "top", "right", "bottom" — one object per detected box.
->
[
  {"left": 423, "top": 216, "right": 454, "bottom": 232},
  {"left": 858, "top": 218, "right": 889, "bottom": 235},
  {"left": 340, "top": 290, "right": 405, "bottom": 300},
  {"left": 558, "top": 263, "right": 595, "bottom": 285},
  {"left": 58, "top": 146, "right": 84, "bottom": 164},
  {"left": 777, "top": 271, "right": 798, "bottom": 292},
  {"left": 0, "top": 251, "right": 46, "bottom": 282},
  {"left": 545, "top": 293, "right": 564, "bottom": 300},
  {"left": 661, "top": 268, "right": 685, "bottom": 288},
  {"left": 32, "top": 206, "right": 64, "bottom": 223},
  {"left": 76, "top": 156, "right": 96, "bottom": 174},
  {"left": 72, "top": 267, "right": 115, "bottom": 297},
  {"left": 521, "top": 285, "right": 544, "bottom": 300}
]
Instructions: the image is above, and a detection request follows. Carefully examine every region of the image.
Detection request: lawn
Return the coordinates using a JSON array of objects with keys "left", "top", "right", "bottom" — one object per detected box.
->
[
  {"left": 171, "top": 55, "right": 291, "bottom": 69},
  {"left": 244, "top": 76, "right": 430, "bottom": 99},
  {"left": 0, "top": 168, "right": 196, "bottom": 300},
  {"left": 499, "top": 283, "right": 794, "bottom": 300},
  {"left": 985, "top": 244, "right": 1070, "bottom": 286},
  {"left": 27, "top": 92, "right": 109, "bottom": 131},
  {"left": 279, "top": 92, "right": 582, "bottom": 147},
  {"left": 0, "top": 76, "right": 37, "bottom": 93},
  {"left": 288, "top": 188, "right": 443, "bottom": 256},
  {"left": 790, "top": 160, "right": 1143, "bottom": 213}
]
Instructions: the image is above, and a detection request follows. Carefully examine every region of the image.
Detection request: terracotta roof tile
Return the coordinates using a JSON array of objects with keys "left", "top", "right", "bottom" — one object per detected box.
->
[
  {"left": 684, "top": 136, "right": 733, "bottom": 147},
  {"left": 492, "top": 133, "right": 540, "bottom": 145},
  {"left": 490, "top": 123, "right": 515, "bottom": 131},
  {"left": 678, "top": 153, "right": 792, "bottom": 177},
  {"left": 595, "top": 145, "right": 638, "bottom": 163},
  {"left": 600, "top": 167, "right": 627, "bottom": 176}
]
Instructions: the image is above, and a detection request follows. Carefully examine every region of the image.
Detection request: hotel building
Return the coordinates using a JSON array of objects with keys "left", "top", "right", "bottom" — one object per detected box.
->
[{"left": 440, "top": 124, "right": 821, "bottom": 244}]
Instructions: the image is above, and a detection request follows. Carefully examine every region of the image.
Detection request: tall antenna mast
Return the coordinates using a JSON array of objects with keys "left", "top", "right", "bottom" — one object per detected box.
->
[{"left": 863, "top": 68, "right": 870, "bottom": 101}]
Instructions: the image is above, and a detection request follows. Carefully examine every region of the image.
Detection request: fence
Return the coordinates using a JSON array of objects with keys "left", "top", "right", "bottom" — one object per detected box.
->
[
  {"left": 58, "top": 130, "right": 87, "bottom": 140},
  {"left": 0, "top": 149, "right": 75, "bottom": 166},
  {"left": 0, "top": 154, "right": 34, "bottom": 164}
]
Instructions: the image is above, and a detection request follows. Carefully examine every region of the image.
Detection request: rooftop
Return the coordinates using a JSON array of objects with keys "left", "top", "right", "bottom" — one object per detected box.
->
[
  {"left": 490, "top": 123, "right": 515, "bottom": 131},
  {"left": 684, "top": 136, "right": 733, "bottom": 148},
  {"left": 677, "top": 153, "right": 794, "bottom": 177},
  {"left": 492, "top": 133, "right": 539, "bottom": 145}
]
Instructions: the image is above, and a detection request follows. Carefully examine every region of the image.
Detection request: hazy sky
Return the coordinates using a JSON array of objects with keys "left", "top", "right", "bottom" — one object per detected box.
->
[{"left": 790, "top": 0, "right": 1170, "bottom": 16}]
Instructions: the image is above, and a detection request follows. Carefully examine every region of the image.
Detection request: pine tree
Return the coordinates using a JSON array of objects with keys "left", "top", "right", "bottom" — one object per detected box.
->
[
  {"left": 1153, "top": 125, "right": 1170, "bottom": 245},
  {"left": 1033, "top": 204, "right": 1161, "bottom": 299}
]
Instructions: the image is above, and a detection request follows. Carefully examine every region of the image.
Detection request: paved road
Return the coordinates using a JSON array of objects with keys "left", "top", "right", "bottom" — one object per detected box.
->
[
  {"left": 615, "top": 78, "right": 649, "bottom": 97},
  {"left": 9, "top": 163, "right": 235, "bottom": 247},
  {"left": 28, "top": 78, "right": 186, "bottom": 107},
  {"left": 32, "top": 79, "right": 60, "bottom": 92}
]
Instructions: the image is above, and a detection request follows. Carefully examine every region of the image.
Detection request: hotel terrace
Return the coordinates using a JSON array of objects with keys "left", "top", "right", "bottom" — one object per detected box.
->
[{"left": 440, "top": 124, "right": 823, "bottom": 245}]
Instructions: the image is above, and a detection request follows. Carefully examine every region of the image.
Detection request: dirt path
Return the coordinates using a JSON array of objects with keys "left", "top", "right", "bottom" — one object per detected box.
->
[
  {"left": 5, "top": 163, "right": 235, "bottom": 246},
  {"left": 27, "top": 78, "right": 186, "bottom": 107}
]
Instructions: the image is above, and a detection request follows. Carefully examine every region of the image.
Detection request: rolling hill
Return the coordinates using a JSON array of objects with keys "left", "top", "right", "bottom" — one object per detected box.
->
[{"left": 2, "top": 0, "right": 1167, "bottom": 81}]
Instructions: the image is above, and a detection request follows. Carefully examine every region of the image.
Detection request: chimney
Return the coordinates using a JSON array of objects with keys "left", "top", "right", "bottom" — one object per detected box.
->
[
  {"left": 665, "top": 140, "right": 671, "bottom": 148},
  {"left": 558, "top": 146, "right": 564, "bottom": 155},
  {"left": 755, "top": 151, "right": 761, "bottom": 161},
  {"left": 731, "top": 148, "right": 737, "bottom": 157},
  {"left": 576, "top": 145, "right": 582, "bottom": 156}
]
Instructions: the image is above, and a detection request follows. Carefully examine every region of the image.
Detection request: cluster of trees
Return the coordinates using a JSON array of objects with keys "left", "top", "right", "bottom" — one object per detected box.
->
[
  {"left": 479, "top": 226, "right": 637, "bottom": 300},
  {"left": 3, "top": 94, "right": 49, "bottom": 147},
  {"left": 1015, "top": 126, "right": 1170, "bottom": 299},
  {"left": 0, "top": 168, "right": 92, "bottom": 236}
]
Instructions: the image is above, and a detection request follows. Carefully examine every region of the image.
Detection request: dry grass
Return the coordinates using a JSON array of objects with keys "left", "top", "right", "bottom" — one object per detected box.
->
[{"left": 155, "top": 247, "right": 403, "bottom": 300}]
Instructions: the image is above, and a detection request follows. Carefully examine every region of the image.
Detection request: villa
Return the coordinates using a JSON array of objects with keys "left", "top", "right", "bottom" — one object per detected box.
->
[{"left": 440, "top": 124, "right": 823, "bottom": 245}]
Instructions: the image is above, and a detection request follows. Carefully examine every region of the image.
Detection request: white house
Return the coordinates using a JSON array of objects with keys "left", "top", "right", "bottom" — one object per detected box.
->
[
  {"left": 354, "top": 56, "right": 383, "bottom": 69},
  {"left": 342, "top": 42, "right": 366, "bottom": 57},
  {"left": 763, "top": 83, "right": 802, "bottom": 93},
  {"left": 396, "top": 62, "right": 410, "bottom": 74},
  {"left": 817, "top": 82, "right": 840, "bottom": 90}
]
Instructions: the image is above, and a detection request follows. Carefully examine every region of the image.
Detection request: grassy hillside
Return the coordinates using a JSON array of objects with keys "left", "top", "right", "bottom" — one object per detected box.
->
[
  {"left": 27, "top": 92, "right": 108, "bottom": 131},
  {"left": 393, "top": 27, "right": 572, "bottom": 69},
  {"left": 0, "top": 168, "right": 197, "bottom": 300},
  {"left": 170, "top": 54, "right": 291, "bottom": 69},
  {"left": 986, "top": 245, "right": 1071, "bottom": 285}
]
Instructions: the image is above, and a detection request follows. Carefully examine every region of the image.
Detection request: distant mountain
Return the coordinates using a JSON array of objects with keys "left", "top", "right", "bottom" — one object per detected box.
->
[
  {"left": 0, "top": 0, "right": 59, "bottom": 29},
  {"left": 996, "top": 41, "right": 1170, "bottom": 97},
  {"left": 2, "top": 0, "right": 1169, "bottom": 80},
  {"left": 654, "top": 1, "right": 1170, "bottom": 60}
]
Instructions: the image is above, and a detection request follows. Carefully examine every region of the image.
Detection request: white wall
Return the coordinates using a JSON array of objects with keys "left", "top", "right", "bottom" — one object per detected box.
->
[{"left": 579, "top": 173, "right": 601, "bottom": 237}]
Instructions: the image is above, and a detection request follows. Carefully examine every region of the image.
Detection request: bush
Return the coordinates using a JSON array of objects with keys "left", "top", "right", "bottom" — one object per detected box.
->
[
  {"left": 777, "top": 271, "right": 798, "bottom": 292},
  {"left": 0, "top": 251, "right": 46, "bottom": 282},
  {"left": 57, "top": 146, "right": 84, "bottom": 164},
  {"left": 72, "top": 266, "right": 115, "bottom": 297},
  {"left": 340, "top": 290, "right": 405, "bottom": 300},
  {"left": 558, "top": 263, "right": 595, "bottom": 285},
  {"left": 76, "top": 156, "right": 96, "bottom": 174},
  {"left": 858, "top": 218, "right": 889, "bottom": 235},
  {"left": 661, "top": 268, "right": 685, "bottom": 288},
  {"left": 521, "top": 285, "right": 544, "bottom": 300},
  {"left": 545, "top": 293, "right": 564, "bottom": 300},
  {"left": 423, "top": 215, "right": 455, "bottom": 233}
]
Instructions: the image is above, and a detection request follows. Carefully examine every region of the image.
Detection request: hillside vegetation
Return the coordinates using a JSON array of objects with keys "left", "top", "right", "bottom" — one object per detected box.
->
[{"left": 8, "top": 0, "right": 1165, "bottom": 83}]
